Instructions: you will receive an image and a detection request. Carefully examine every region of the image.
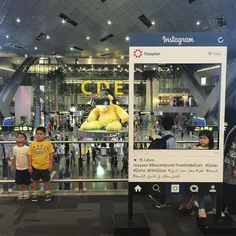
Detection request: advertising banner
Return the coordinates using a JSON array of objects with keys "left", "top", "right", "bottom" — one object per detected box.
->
[{"left": 128, "top": 33, "right": 227, "bottom": 196}]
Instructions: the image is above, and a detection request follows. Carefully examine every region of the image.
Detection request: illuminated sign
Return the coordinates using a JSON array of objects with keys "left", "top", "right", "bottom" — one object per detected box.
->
[
  {"left": 186, "top": 125, "right": 218, "bottom": 132},
  {"left": 81, "top": 80, "right": 124, "bottom": 96},
  {"left": 0, "top": 126, "right": 33, "bottom": 132},
  {"left": 194, "top": 126, "right": 213, "bottom": 132},
  {"left": 57, "top": 111, "right": 70, "bottom": 115},
  {"left": 139, "top": 111, "right": 154, "bottom": 115}
]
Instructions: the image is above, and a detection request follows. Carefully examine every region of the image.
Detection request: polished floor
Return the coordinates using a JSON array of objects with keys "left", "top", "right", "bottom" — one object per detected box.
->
[{"left": 0, "top": 195, "right": 203, "bottom": 236}]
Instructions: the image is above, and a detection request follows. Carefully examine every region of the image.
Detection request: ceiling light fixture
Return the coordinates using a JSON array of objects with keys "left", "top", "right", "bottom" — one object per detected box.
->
[
  {"left": 25, "top": 54, "right": 27, "bottom": 57},
  {"left": 121, "top": 56, "right": 124, "bottom": 59},
  {"left": 0, "top": 46, "right": 1, "bottom": 49},
  {"left": 34, "top": 46, "right": 38, "bottom": 50},
  {"left": 196, "top": 21, "right": 200, "bottom": 26},
  {"left": 70, "top": 47, "right": 74, "bottom": 51},
  {"left": 151, "top": 21, "right": 155, "bottom": 25},
  {"left": 197, "top": 65, "right": 220, "bottom": 72},
  {"left": 62, "top": 19, "right": 66, "bottom": 24},
  {"left": 89, "top": 56, "right": 92, "bottom": 58},
  {"left": 100, "top": 33, "right": 114, "bottom": 42},
  {"left": 125, "top": 36, "right": 129, "bottom": 41},
  {"left": 86, "top": 36, "right": 90, "bottom": 40},
  {"left": 108, "top": 20, "right": 111, "bottom": 25},
  {"left": 106, "top": 48, "right": 109, "bottom": 51},
  {"left": 105, "top": 62, "right": 107, "bottom": 64},
  {"left": 16, "top": 18, "right": 21, "bottom": 23},
  {"left": 59, "top": 12, "right": 78, "bottom": 27},
  {"left": 138, "top": 14, "right": 152, "bottom": 28},
  {"left": 6, "top": 35, "right": 9, "bottom": 39},
  {"left": 46, "top": 35, "right": 50, "bottom": 39},
  {"left": 17, "top": 60, "right": 20, "bottom": 63}
]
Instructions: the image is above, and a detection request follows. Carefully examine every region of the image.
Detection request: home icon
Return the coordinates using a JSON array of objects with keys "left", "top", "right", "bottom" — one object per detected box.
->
[{"left": 134, "top": 185, "right": 142, "bottom": 192}]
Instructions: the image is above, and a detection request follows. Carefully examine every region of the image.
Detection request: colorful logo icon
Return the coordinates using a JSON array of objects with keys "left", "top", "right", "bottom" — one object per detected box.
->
[{"left": 133, "top": 49, "right": 142, "bottom": 58}]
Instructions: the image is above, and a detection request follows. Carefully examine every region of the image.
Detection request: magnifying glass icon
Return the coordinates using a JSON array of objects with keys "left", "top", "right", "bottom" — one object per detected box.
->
[{"left": 152, "top": 184, "right": 161, "bottom": 193}]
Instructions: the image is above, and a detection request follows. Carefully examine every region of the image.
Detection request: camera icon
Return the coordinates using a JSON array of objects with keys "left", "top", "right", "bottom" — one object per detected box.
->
[{"left": 171, "top": 184, "right": 180, "bottom": 193}]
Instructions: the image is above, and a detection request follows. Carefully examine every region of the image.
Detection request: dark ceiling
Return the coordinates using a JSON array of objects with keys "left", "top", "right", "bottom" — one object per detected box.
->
[{"left": 0, "top": 0, "right": 234, "bottom": 60}]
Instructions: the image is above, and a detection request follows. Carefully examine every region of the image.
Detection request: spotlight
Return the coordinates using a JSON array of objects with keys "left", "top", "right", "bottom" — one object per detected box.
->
[
  {"left": 125, "top": 36, "right": 129, "bottom": 41},
  {"left": 34, "top": 46, "right": 38, "bottom": 50},
  {"left": 121, "top": 56, "right": 124, "bottom": 59},
  {"left": 108, "top": 20, "right": 111, "bottom": 25},
  {"left": 62, "top": 19, "right": 66, "bottom": 24},
  {"left": 6, "top": 35, "right": 9, "bottom": 39},
  {"left": 106, "top": 48, "right": 109, "bottom": 51},
  {"left": 151, "top": 21, "right": 155, "bottom": 25},
  {"left": 70, "top": 47, "right": 74, "bottom": 51},
  {"left": 196, "top": 21, "right": 200, "bottom": 26},
  {"left": 16, "top": 18, "right": 21, "bottom": 23},
  {"left": 86, "top": 36, "right": 90, "bottom": 40},
  {"left": 46, "top": 35, "right": 50, "bottom": 39},
  {"left": 24, "top": 54, "right": 28, "bottom": 57}
]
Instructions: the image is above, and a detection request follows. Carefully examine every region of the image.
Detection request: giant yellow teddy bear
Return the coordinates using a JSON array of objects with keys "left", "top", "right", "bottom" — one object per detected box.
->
[{"left": 80, "top": 89, "right": 129, "bottom": 131}]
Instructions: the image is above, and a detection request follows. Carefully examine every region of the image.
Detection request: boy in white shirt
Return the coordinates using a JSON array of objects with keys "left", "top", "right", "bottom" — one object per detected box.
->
[{"left": 10, "top": 133, "right": 30, "bottom": 199}]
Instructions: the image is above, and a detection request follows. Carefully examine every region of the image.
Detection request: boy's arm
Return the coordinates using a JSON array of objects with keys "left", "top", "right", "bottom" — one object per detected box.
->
[
  {"left": 10, "top": 156, "right": 15, "bottom": 173},
  {"left": 49, "top": 153, "right": 53, "bottom": 171},
  {"left": 28, "top": 155, "right": 33, "bottom": 173}
]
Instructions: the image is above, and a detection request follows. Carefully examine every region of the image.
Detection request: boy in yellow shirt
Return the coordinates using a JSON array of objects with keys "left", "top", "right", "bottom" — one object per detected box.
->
[{"left": 27, "top": 127, "right": 54, "bottom": 202}]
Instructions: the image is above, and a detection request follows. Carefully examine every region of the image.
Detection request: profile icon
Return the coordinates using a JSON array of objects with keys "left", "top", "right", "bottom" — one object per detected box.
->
[{"left": 209, "top": 185, "right": 216, "bottom": 193}]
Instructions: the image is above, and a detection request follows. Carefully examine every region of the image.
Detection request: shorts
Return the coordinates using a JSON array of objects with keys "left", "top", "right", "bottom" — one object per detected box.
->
[
  {"left": 32, "top": 168, "right": 50, "bottom": 182},
  {"left": 15, "top": 169, "right": 31, "bottom": 185}
]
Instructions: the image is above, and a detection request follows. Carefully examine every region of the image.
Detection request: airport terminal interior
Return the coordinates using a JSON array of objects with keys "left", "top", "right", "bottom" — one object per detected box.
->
[{"left": 0, "top": 0, "right": 236, "bottom": 235}]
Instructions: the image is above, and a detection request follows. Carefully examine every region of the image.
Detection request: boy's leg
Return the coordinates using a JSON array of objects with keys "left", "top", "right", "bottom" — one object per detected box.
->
[
  {"left": 18, "top": 184, "right": 24, "bottom": 199},
  {"left": 31, "top": 168, "right": 40, "bottom": 202},
  {"left": 16, "top": 170, "right": 24, "bottom": 199},
  {"left": 42, "top": 170, "right": 51, "bottom": 202},
  {"left": 23, "top": 185, "right": 30, "bottom": 199},
  {"left": 18, "top": 184, "right": 23, "bottom": 191},
  {"left": 32, "top": 181, "right": 39, "bottom": 191},
  {"left": 44, "top": 181, "right": 50, "bottom": 192}
]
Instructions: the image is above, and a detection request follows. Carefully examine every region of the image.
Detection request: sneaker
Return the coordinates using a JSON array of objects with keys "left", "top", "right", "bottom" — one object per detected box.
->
[
  {"left": 198, "top": 209, "right": 207, "bottom": 218},
  {"left": 31, "top": 192, "right": 39, "bottom": 202},
  {"left": 45, "top": 191, "right": 51, "bottom": 202},
  {"left": 18, "top": 191, "right": 24, "bottom": 200},
  {"left": 24, "top": 191, "right": 30, "bottom": 200},
  {"left": 155, "top": 202, "right": 171, "bottom": 209}
]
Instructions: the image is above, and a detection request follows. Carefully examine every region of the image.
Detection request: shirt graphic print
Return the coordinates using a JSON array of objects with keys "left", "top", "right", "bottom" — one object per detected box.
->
[{"left": 11, "top": 145, "right": 29, "bottom": 170}]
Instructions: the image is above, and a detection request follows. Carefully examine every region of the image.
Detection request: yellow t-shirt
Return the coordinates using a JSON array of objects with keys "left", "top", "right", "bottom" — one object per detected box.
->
[{"left": 27, "top": 140, "right": 54, "bottom": 170}]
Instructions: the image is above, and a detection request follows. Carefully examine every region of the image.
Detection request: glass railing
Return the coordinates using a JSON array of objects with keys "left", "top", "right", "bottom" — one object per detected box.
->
[{"left": 0, "top": 139, "right": 217, "bottom": 195}]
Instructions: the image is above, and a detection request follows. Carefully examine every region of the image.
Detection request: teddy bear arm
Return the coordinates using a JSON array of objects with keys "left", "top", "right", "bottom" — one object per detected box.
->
[
  {"left": 87, "top": 108, "right": 99, "bottom": 122},
  {"left": 114, "top": 105, "right": 129, "bottom": 123}
]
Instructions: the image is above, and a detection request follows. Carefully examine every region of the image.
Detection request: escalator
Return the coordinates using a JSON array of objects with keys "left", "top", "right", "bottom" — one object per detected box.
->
[{"left": 0, "top": 57, "right": 38, "bottom": 118}]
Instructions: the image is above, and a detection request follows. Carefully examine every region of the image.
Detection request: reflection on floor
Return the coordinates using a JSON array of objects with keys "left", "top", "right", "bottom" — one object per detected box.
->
[{"left": 0, "top": 195, "right": 203, "bottom": 236}]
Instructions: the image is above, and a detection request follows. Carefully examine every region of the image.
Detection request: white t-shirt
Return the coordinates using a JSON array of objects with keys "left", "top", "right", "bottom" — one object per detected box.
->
[{"left": 11, "top": 145, "right": 29, "bottom": 170}]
